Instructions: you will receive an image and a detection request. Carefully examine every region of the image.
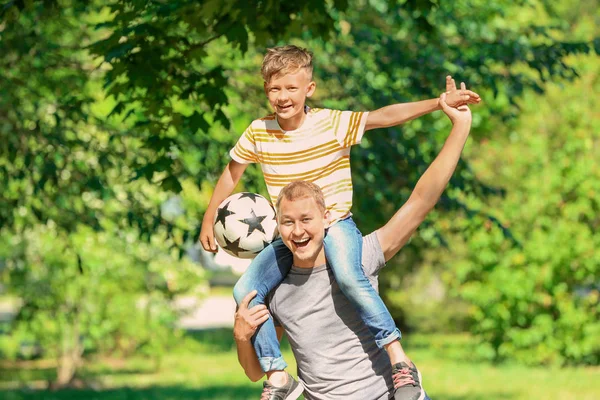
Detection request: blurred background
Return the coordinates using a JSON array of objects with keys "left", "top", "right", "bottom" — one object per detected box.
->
[{"left": 0, "top": 0, "right": 598, "bottom": 399}]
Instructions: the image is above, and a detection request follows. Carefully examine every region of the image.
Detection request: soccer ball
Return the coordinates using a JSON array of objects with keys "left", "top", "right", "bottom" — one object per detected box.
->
[{"left": 213, "top": 192, "right": 278, "bottom": 259}]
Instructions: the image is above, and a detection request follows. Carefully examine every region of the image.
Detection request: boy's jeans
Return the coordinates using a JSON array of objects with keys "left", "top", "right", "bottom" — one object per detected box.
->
[{"left": 233, "top": 216, "right": 401, "bottom": 373}]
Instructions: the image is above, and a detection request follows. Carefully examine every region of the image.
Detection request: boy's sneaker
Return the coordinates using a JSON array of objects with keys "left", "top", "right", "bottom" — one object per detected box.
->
[
  {"left": 260, "top": 372, "right": 303, "bottom": 400},
  {"left": 392, "top": 361, "right": 426, "bottom": 400}
]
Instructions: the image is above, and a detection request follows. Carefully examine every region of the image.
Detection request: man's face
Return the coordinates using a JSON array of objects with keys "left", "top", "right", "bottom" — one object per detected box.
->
[
  {"left": 278, "top": 196, "right": 328, "bottom": 268},
  {"left": 264, "top": 69, "right": 315, "bottom": 129}
]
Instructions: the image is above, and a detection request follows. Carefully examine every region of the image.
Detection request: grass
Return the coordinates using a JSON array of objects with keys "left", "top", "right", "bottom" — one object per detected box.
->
[{"left": 1, "top": 330, "right": 599, "bottom": 399}]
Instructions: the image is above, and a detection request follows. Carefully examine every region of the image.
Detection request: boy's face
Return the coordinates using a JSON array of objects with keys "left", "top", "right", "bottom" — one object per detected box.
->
[
  {"left": 264, "top": 68, "right": 316, "bottom": 130},
  {"left": 278, "top": 196, "right": 329, "bottom": 268}
]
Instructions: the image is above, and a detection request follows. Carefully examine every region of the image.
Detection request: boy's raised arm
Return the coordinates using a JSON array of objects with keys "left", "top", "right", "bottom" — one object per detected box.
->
[
  {"left": 199, "top": 160, "right": 248, "bottom": 252},
  {"left": 364, "top": 76, "right": 480, "bottom": 131}
]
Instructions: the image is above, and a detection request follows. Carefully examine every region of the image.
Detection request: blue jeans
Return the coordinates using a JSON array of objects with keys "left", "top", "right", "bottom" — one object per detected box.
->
[{"left": 233, "top": 216, "right": 401, "bottom": 373}]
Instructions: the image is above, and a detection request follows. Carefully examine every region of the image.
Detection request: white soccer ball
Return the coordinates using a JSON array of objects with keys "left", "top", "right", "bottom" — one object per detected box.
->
[{"left": 213, "top": 192, "right": 278, "bottom": 259}]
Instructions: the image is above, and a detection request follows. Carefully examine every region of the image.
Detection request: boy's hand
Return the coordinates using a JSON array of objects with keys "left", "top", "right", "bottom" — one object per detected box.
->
[
  {"left": 443, "top": 75, "right": 481, "bottom": 108},
  {"left": 440, "top": 87, "right": 472, "bottom": 126},
  {"left": 200, "top": 215, "right": 218, "bottom": 253}
]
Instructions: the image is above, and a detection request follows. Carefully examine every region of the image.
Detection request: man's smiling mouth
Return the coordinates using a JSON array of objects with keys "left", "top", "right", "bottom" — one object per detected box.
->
[{"left": 292, "top": 238, "right": 310, "bottom": 247}]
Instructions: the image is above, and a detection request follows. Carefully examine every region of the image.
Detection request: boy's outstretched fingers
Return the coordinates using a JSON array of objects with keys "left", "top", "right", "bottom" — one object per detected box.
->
[{"left": 446, "top": 75, "right": 457, "bottom": 92}]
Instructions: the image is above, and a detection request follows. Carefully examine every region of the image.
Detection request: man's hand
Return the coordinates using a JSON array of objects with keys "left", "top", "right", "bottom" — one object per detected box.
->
[
  {"left": 199, "top": 215, "right": 218, "bottom": 253},
  {"left": 443, "top": 75, "right": 481, "bottom": 108},
  {"left": 439, "top": 86, "right": 472, "bottom": 126},
  {"left": 234, "top": 290, "right": 271, "bottom": 343}
]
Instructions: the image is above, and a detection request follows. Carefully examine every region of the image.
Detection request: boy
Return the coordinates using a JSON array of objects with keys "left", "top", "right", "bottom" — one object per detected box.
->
[{"left": 200, "top": 45, "right": 479, "bottom": 400}]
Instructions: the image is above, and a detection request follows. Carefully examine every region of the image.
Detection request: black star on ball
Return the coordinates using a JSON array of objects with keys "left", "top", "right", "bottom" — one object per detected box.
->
[
  {"left": 215, "top": 201, "right": 235, "bottom": 229},
  {"left": 224, "top": 236, "right": 248, "bottom": 257},
  {"left": 238, "top": 192, "right": 260, "bottom": 203},
  {"left": 240, "top": 210, "right": 266, "bottom": 235}
]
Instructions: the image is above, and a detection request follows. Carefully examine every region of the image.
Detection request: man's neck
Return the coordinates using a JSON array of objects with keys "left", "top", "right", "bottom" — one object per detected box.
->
[{"left": 292, "top": 250, "right": 326, "bottom": 269}]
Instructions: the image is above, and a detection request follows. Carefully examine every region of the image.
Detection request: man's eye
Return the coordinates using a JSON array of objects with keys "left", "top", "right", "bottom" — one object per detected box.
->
[
  {"left": 302, "top": 218, "right": 311, "bottom": 223},
  {"left": 283, "top": 221, "right": 293, "bottom": 226}
]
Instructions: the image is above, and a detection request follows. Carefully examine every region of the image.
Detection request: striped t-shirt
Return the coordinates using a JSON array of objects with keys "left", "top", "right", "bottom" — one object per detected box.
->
[{"left": 230, "top": 108, "right": 369, "bottom": 224}]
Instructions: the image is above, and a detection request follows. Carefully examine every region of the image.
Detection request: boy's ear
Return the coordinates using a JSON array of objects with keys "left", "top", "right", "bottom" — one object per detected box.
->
[
  {"left": 306, "top": 81, "right": 316, "bottom": 98},
  {"left": 324, "top": 210, "right": 331, "bottom": 227}
]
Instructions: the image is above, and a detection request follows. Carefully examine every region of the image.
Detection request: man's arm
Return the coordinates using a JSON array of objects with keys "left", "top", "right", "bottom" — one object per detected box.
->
[
  {"left": 376, "top": 91, "right": 472, "bottom": 261},
  {"left": 199, "top": 159, "right": 248, "bottom": 252},
  {"left": 233, "top": 290, "right": 285, "bottom": 381},
  {"left": 365, "top": 76, "right": 480, "bottom": 131}
]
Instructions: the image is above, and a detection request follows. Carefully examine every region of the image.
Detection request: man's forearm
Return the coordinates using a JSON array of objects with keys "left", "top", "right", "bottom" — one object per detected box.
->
[
  {"left": 412, "top": 120, "right": 470, "bottom": 208},
  {"left": 376, "top": 119, "right": 471, "bottom": 261},
  {"left": 365, "top": 98, "right": 440, "bottom": 131},
  {"left": 235, "top": 338, "right": 265, "bottom": 382}
]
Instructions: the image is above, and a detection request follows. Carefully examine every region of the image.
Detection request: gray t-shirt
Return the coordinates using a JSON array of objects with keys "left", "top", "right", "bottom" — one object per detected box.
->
[{"left": 269, "top": 233, "right": 394, "bottom": 400}]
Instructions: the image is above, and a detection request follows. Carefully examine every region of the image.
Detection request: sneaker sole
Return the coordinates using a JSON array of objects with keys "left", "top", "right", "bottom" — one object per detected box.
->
[
  {"left": 286, "top": 382, "right": 304, "bottom": 399},
  {"left": 416, "top": 368, "right": 425, "bottom": 400}
]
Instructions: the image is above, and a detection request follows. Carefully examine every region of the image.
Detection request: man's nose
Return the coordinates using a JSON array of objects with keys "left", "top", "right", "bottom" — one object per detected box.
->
[{"left": 292, "top": 222, "right": 303, "bottom": 236}]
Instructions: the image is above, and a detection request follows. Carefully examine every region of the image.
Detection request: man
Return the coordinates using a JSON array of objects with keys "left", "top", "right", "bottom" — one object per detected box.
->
[{"left": 234, "top": 90, "right": 472, "bottom": 400}]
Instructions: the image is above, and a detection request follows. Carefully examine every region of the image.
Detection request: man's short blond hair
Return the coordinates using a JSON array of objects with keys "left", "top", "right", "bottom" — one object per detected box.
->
[
  {"left": 276, "top": 181, "right": 326, "bottom": 217},
  {"left": 261, "top": 45, "right": 313, "bottom": 84}
]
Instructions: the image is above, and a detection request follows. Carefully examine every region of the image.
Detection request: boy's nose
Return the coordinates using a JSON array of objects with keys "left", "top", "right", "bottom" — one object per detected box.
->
[{"left": 278, "top": 90, "right": 289, "bottom": 101}]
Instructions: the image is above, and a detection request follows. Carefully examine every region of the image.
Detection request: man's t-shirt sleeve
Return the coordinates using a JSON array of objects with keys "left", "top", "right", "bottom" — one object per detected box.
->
[
  {"left": 333, "top": 110, "right": 369, "bottom": 148},
  {"left": 362, "top": 232, "right": 387, "bottom": 278},
  {"left": 230, "top": 125, "right": 259, "bottom": 164}
]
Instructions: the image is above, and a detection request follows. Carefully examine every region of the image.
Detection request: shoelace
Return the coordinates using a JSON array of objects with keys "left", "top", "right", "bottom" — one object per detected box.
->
[
  {"left": 260, "top": 384, "right": 273, "bottom": 400},
  {"left": 392, "top": 367, "right": 416, "bottom": 389}
]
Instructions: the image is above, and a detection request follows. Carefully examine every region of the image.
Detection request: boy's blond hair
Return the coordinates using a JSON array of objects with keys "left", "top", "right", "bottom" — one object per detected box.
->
[
  {"left": 276, "top": 181, "right": 326, "bottom": 217},
  {"left": 261, "top": 45, "right": 313, "bottom": 83}
]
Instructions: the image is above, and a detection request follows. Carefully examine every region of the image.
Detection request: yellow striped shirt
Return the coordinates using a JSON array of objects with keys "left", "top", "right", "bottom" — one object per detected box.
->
[{"left": 230, "top": 108, "right": 368, "bottom": 223}]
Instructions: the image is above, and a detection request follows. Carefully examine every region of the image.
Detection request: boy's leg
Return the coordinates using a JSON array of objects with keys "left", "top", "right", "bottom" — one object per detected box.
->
[
  {"left": 324, "top": 217, "right": 401, "bottom": 349},
  {"left": 324, "top": 217, "right": 426, "bottom": 400},
  {"left": 233, "top": 238, "right": 293, "bottom": 373}
]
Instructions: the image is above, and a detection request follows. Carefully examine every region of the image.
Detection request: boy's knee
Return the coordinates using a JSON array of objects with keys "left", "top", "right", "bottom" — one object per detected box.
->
[
  {"left": 233, "top": 281, "right": 250, "bottom": 305},
  {"left": 233, "top": 280, "right": 266, "bottom": 306}
]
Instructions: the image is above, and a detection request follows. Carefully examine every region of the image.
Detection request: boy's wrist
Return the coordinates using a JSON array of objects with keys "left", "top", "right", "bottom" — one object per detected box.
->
[
  {"left": 202, "top": 210, "right": 216, "bottom": 224},
  {"left": 436, "top": 97, "right": 443, "bottom": 110}
]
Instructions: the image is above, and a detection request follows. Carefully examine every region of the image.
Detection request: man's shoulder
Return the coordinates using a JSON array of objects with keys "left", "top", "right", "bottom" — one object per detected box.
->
[{"left": 361, "top": 232, "right": 386, "bottom": 277}]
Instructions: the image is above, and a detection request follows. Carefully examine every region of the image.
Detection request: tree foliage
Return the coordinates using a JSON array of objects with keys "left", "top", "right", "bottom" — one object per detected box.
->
[
  {"left": 448, "top": 57, "right": 600, "bottom": 365},
  {"left": 0, "top": 0, "right": 598, "bottom": 373}
]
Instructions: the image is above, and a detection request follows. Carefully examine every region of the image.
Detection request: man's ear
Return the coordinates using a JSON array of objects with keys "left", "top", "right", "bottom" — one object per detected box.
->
[
  {"left": 264, "top": 81, "right": 269, "bottom": 96},
  {"left": 306, "top": 81, "right": 316, "bottom": 98}
]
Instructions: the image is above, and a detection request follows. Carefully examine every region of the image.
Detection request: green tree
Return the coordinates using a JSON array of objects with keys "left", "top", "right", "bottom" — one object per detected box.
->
[
  {"left": 446, "top": 57, "right": 600, "bottom": 365},
  {"left": 423, "top": 1, "right": 600, "bottom": 364},
  {"left": 0, "top": 1, "right": 205, "bottom": 386}
]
